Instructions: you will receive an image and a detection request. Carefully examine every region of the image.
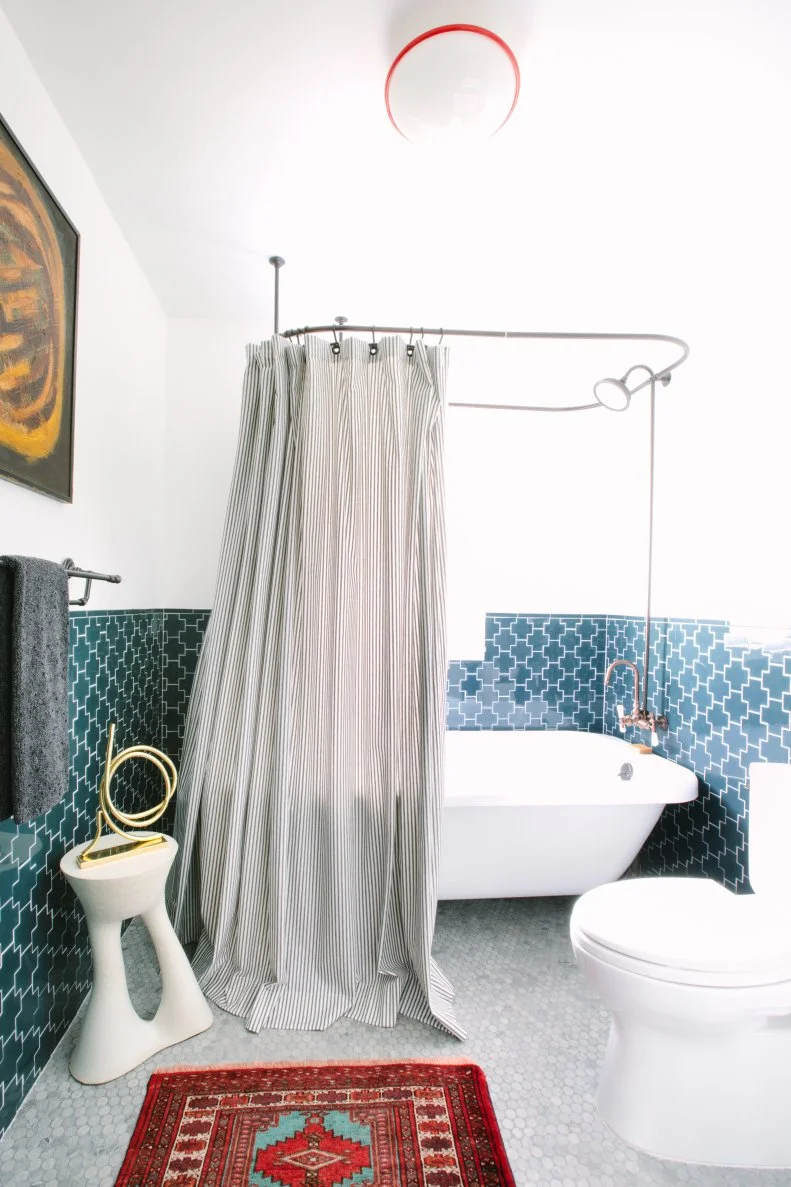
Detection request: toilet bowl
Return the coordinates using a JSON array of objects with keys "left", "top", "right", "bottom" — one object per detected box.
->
[{"left": 570, "top": 761, "right": 791, "bottom": 1168}]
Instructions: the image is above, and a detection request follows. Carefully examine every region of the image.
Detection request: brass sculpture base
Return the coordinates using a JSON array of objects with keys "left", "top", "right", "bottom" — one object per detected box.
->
[{"left": 76, "top": 834, "right": 167, "bottom": 867}]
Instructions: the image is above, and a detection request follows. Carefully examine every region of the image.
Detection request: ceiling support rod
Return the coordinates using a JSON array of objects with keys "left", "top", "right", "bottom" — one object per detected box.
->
[{"left": 268, "top": 256, "right": 285, "bottom": 334}]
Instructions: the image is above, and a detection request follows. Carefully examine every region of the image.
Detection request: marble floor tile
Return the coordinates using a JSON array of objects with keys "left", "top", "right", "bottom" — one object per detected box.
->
[{"left": 0, "top": 897, "right": 788, "bottom": 1186}]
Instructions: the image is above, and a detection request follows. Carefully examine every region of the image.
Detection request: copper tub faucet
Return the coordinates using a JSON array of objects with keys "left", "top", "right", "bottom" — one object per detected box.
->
[{"left": 604, "top": 658, "right": 668, "bottom": 746}]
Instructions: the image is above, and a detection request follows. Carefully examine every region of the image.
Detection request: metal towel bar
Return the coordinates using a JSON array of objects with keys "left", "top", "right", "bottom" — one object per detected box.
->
[{"left": 62, "top": 559, "right": 122, "bottom": 607}]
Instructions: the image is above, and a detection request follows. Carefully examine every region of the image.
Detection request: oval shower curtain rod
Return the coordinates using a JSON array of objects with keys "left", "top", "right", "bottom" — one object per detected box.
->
[{"left": 268, "top": 257, "right": 690, "bottom": 412}]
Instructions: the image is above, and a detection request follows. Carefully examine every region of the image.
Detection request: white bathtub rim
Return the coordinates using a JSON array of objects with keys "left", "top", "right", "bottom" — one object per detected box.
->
[{"left": 443, "top": 728, "right": 699, "bottom": 807}]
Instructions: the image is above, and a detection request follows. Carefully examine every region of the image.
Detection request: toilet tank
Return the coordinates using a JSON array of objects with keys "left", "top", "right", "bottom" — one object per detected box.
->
[{"left": 747, "top": 763, "right": 791, "bottom": 896}]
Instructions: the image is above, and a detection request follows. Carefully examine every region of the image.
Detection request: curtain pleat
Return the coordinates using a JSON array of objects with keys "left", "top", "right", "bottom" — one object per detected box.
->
[{"left": 169, "top": 334, "right": 462, "bottom": 1038}]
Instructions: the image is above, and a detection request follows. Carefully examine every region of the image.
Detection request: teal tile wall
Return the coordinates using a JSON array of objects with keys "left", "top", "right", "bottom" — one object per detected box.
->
[
  {"left": 0, "top": 610, "right": 164, "bottom": 1138},
  {"left": 447, "top": 610, "right": 791, "bottom": 891},
  {"left": 160, "top": 611, "right": 210, "bottom": 834},
  {"left": 3, "top": 605, "right": 789, "bottom": 1138},
  {"left": 603, "top": 616, "right": 791, "bottom": 891},
  {"left": 0, "top": 608, "right": 214, "bottom": 1138},
  {"left": 162, "top": 611, "right": 211, "bottom": 766},
  {"left": 448, "top": 614, "right": 606, "bottom": 729}
]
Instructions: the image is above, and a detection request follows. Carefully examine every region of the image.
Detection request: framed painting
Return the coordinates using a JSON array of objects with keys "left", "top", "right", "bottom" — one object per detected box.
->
[{"left": 0, "top": 112, "right": 79, "bottom": 502}]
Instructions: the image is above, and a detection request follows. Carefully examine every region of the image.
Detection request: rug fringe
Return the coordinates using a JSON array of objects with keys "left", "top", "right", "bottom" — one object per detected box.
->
[{"left": 151, "top": 1056, "right": 479, "bottom": 1076}]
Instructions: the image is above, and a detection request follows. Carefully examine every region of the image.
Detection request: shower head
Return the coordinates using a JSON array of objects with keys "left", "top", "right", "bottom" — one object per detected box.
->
[
  {"left": 591, "top": 360, "right": 665, "bottom": 413},
  {"left": 593, "top": 377, "right": 632, "bottom": 412},
  {"left": 593, "top": 364, "right": 663, "bottom": 411}
]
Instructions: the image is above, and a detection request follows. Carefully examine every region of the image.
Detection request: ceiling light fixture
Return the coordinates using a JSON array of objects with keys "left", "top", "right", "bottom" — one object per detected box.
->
[{"left": 385, "top": 23, "right": 520, "bottom": 144}]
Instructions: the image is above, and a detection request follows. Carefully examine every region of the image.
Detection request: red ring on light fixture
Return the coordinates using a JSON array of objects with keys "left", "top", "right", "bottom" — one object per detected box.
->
[{"left": 385, "top": 23, "right": 521, "bottom": 141}]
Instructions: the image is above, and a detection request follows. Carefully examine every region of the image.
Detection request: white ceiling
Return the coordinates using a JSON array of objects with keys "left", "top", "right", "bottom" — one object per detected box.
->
[{"left": 4, "top": 0, "right": 790, "bottom": 335}]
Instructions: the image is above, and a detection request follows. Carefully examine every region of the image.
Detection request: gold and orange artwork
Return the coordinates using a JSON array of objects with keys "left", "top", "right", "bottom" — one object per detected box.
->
[{"left": 0, "top": 115, "right": 77, "bottom": 501}]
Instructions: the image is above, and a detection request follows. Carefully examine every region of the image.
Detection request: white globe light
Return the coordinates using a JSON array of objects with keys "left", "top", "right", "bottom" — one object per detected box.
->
[{"left": 385, "top": 24, "right": 520, "bottom": 144}]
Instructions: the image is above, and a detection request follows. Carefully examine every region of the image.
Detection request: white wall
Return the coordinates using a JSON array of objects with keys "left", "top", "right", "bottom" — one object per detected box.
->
[
  {"left": 0, "top": 9, "right": 166, "bottom": 608},
  {"left": 444, "top": 337, "right": 648, "bottom": 655},
  {"left": 163, "top": 318, "right": 262, "bottom": 608},
  {"left": 162, "top": 303, "right": 789, "bottom": 657},
  {"left": 160, "top": 0, "right": 791, "bottom": 640}
]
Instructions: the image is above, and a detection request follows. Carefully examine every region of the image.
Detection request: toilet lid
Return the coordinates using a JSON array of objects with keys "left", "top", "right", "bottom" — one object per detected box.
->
[{"left": 572, "top": 877, "right": 791, "bottom": 973}]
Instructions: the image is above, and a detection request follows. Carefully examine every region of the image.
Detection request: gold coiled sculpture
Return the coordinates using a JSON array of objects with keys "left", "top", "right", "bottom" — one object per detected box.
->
[{"left": 77, "top": 723, "right": 178, "bottom": 867}]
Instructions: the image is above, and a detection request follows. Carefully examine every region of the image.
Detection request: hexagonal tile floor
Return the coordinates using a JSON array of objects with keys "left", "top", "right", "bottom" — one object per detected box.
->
[{"left": 0, "top": 897, "right": 789, "bottom": 1186}]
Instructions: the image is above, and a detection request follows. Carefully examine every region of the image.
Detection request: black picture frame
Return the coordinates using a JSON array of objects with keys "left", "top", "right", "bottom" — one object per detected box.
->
[{"left": 0, "top": 112, "right": 79, "bottom": 502}]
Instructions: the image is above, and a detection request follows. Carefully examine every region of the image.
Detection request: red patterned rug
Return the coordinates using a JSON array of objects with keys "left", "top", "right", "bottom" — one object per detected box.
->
[{"left": 114, "top": 1060, "right": 515, "bottom": 1187}]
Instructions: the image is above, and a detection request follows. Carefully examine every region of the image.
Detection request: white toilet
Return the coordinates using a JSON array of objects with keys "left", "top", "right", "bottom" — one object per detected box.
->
[{"left": 570, "top": 761, "right": 791, "bottom": 1169}]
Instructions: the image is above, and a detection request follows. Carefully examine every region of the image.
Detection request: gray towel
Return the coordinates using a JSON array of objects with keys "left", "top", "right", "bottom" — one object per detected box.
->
[{"left": 0, "top": 556, "right": 69, "bottom": 824}]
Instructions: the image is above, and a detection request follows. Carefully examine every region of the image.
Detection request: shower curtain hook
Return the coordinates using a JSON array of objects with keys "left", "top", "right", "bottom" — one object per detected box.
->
[
  {"left": 420, "top": 327, "right": 425, "bottom": 343},
  {"left": 331, "top": 325, "right": 341, "bottom": 357},
  {"left": 438, "top": 328, "right": 444, "bottom": 347},
  {"left": 370, "top": 327, "right": 378, "bottom": 358},
  {"left": 407, "top": 328, "right": 415, "bottom": 360}
]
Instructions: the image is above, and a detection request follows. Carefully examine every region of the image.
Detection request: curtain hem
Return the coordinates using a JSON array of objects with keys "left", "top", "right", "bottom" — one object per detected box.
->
[{"left": 191, "top": 933, "right": 465, "bottom": 1039}]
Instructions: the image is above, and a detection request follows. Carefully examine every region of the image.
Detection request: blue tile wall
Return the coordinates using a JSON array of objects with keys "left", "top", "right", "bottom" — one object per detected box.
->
[
  {"left": 162, "top": 611, "right": 211, "bottom": 766},
  {"left": 0, "top": 609, "right": 208, "bottom": 1140},
  {"left": 160, "top": 611, "right": 210, "bottom": 834},
  {"left": 3, "top": 605, "right": 788, "bottom": 1138},
  {"left": 448, "top": 614, "right": 607, "bottom": 730},
  {"left": 0, "top": 610, "right": 163, "bottom": 1139},
  {"left": 604, "top": 617, "right": 791, "bottom": 891}
]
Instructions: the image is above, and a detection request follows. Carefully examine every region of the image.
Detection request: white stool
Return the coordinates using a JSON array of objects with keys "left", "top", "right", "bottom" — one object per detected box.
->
[{"left": 61, "top": 833, "right": 213, "bottom": 1084}]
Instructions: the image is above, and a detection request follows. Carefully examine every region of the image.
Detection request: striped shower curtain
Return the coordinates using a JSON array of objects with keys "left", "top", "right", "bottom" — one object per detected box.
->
[{"left": 169, "top": 334, "right": 462, "bottom": 1039}]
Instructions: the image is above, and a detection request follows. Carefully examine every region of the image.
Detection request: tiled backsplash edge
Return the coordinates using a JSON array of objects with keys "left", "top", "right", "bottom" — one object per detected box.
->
[{"left": 448, "top": 614, "right": 607, "bottom": 730}]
